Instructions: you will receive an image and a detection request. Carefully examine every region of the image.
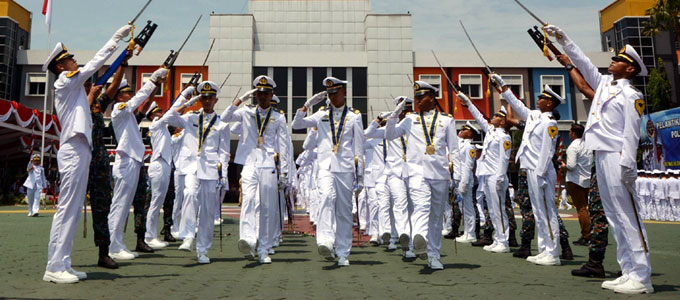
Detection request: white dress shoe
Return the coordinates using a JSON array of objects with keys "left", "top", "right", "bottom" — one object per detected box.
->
[
  {"left": 109, "top": 250, "right": 135, "bottom": 260},
  {"left": 259, "top": 255, "right": 272, "bottom": 264},
  {"left": 613, "top": 278, "right": 654, "bottom": 294},
  {"left": 337, "top": 256, "right": 350, "bottom": 266},
  {"left": 387, "top": 242, "right": 398, "bottom": 250},
  {"left": 526, "top": 251, "right": 547, "bottom": 263},
  {"left": 43, "top": 270, "right": 78, "bottom": 284},
  {"left": 214, "top": 218, "right": 222, "bottom": 226},
  {"left": 602, "top": 273, "right": 629, "bottom": 290},
  {"left": 124, "top": 249, "right": 139, "bottom": 258},
  {"left": 403, "top": 250, "right": 416, "bottom": 258},
  {"left": 171, "top": 231, "right": 183, "bottom": 240},
  {"left": 535, "top": 254, "right": 561, "bottom": 266},
  {"left": 145, "top": 238, "right": 168, "bottom": 250},
  {"left": 318, "top": 243, "right": 335, "bottom": 261},
  {"left": 490, "top": 244, "right": 510, "bottom": 253},
  {"left": 483, "top": 242, "right": 497, "bottom": 252},
  {"left": 273, "top": 240, "right": 280, "bottom": 248},
  {"left": 197, "top": 253, "right": 210, "bottom": 264},
  {"left": 441, "top": 229, "right": 451, "bottom": 236},
  {"left": 369, "top": 234, "right": 380, "bottom": 245},
  {"left": 178, "top": 238, "right": 193, "bottom": 251},
  {"left": 413, "top": 234, "right": 427, "bottom": 256},
  {"left": 428, "top": 258, "right": 444, "bottom": 270},
  {"left": 67, "top": 268, "right": 87, "bottom": 280},
  {"left": 455, "top": 234, "right": 473, "bottom": 243},
  {"left": 238, "top": 239, "right": 255, "bottom": 260}
]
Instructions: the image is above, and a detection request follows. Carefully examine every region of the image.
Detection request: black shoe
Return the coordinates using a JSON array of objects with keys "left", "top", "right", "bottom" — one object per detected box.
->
[
  {"left": 135, "top": 240, "right": 155, "bottom": 253},
  {"left": 560, "top": 237, "right": 574, "bottom": 260},
  {"left": 98, "top": 255, "right": 119, "bottom": 269},
  {"left": 443, "top": 231, "right": 458, "bottom": 240},
  {"left": 508, "top": 229, "right": 519, "bottom": 247},
  {"left": 572, "top": 237, "right": 589, "bottom": 246},
  {"left": 471, "top": 237, "right": 493, "bottom": 247},
  {"left": 571, "top": 252, "right": 604, "bottom": 278},
  {"left": 513, "top": 238, "right": 532, "bottom": 258},
  {"left": 164, "top": 230, "right": 177, "bottom": 243}
]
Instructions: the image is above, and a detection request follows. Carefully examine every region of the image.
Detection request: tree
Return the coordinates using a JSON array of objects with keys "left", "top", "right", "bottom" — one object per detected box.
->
[
  {"left": 647, "top": 58, "right": 673, "bottom": 113},
  {"left": 642, "top": 0, "right": 680, "bottom": 42}
]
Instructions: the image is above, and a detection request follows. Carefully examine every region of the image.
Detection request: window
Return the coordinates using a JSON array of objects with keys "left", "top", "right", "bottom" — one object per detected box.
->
[
  {"left": 273, "top": 67, "right": 288, "bottom": 121},
  {"left": 459, "top": 74, "right": 482, "bottom": 99},
  {"left": 292, "top": 67, "right": 307, "bottom": 134},
  {"left": 352, "top": 68, "right": 368, "bottom": 128},
  {"left": 501, "top": 75, "right": 523, "bottom": 99},
  {"left": 539, "top": 75, "right": 565, "bottom": 98},
  {"left": 180, "top": 73, "right": 201, "bottom": 87},
  {"left": 141, "top": 73, "right": 163, "bottom": 97},
  {"left": 25, "top": 73, "right": 46, "bottom": 96},
  {"left": 419, "top": 74, "right": 442, "bottom": 99}
]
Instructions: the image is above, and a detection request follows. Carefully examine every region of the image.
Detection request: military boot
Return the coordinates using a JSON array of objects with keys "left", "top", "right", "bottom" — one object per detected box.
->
[
  {"left": 135, "top": 233, "right": 154, "bottom": 253},
  {"left": 513, "top": 238, "right": 532, "bottom": 258},
  {"left": 560, "top": 237, "right": 574, "bottom": 260},
  {"left": 508, "top": 229, "right": 519, "bottom": 247},
  {"left": 471, "top": 229, "right": 493, "bottom": 247},
  {"left": 162, "top": 225, "right": 176, "bottom": 242},
  {"left": 571, "top": 251, "right": 605, "bottom": 278},
  {"left": 98, "top": 245, "right": 119, "bottom": 269}
]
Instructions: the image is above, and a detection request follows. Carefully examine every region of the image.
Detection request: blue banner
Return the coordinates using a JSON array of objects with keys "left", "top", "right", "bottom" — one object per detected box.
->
[{"left": 640, "top": 107, "right": 680, "bottom": 171}]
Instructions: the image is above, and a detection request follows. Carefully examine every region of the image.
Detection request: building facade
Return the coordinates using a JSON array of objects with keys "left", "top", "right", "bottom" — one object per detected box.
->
[{"left": 0, "top": 0, "right": 30, "bottom": 101}]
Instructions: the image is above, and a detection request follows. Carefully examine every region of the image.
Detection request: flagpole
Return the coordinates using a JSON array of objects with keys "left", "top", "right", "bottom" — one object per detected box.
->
[{"left": 40, "top": 22, "right": 51, "bottom": 166}]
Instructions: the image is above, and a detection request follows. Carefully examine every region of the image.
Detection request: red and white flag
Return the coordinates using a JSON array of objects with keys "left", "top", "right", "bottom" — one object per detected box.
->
[{"left": 42, "top": 0, "right": 52, "bottom": 26}]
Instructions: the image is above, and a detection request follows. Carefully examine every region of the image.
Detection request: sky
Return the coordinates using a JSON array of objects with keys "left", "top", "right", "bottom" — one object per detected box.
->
[{"left": 18, "top": 0, "right": 614, "bottom": 53}]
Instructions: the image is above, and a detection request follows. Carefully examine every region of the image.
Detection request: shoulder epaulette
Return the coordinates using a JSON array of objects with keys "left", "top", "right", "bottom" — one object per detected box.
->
[
  {"left": 66, "top": 70, "right": 79, "bottom": 78},
  {"left": 319, "top": 106, "right": 326, "bottom": 110},
  {"left": 279, "top": 109, "right": 285, "bottom": 114},
  {"left": 354, "top": 108, "right": 361, "bottom": 114},
  {"left": 117, "top": 103, "right": 127, "bottom": 110},
  {"left": 627, "top": 84, "right": 642, "bottom": 94},
  {"left": 246, "top": 104, "right": 255, "bottom": 107},
  {"left": 191, "top": 110, "right": 200, "bottom": 114}
]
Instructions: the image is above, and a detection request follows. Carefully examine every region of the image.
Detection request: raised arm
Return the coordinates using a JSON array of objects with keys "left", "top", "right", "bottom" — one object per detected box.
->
[
  {"left": 292, "top": 109, "right": 322, "bottom": 130},
  {"left": 364, "top": 119, "right": 387, "bottom": 139},
  {"left": 384, "top": 117, "right": 409, "bottom": 140},
  {"left": 303, "top": 129, "right": 319, "bottom": 150},
  {"left": 458, "top": 93, "right": 490, "bottom": 132},
  {"left": 556, "top": 54, "right": 595, "bottom": 100},
  {"left": 544, "top": 25, "right": 604, "bottom": 89}
]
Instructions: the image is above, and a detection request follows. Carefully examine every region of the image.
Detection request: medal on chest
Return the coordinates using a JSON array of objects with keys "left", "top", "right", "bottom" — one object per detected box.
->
[
  {"left": 256, "top": 107, "right": 273, "bottom": 148},
  {"left": 329, "top": 107, "right": 349, "bottom": 154},
  {"left": 420, "top": 111, "right": 439, "bottom": 155}
]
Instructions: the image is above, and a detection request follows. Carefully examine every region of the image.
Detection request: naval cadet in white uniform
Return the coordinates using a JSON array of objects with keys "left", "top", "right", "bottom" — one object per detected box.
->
[
  {"left": 384, "top": 82, "right": 461, "bottom": 270},
  {"left": 546, "top": 25, "right": 653, "bottom": 294},
  {"left": 453, "top": 121, "right": 480, "bottom": 244},
  {"left": 24, "top": 154, "right": 47, "bottom": 217},
  {"left": 43, "top": 24, "right": 132, "bottom": 284},
  {"left": 291, "top": 77, "right": 365, "bottom": 267},
  {"left": 221, "top": 75, "right": 291, "bottom": 264}
]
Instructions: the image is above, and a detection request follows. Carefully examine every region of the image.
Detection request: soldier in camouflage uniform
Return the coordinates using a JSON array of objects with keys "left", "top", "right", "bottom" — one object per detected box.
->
[
  {"left": 473, "top": 192, "right": 518, "bottom": 246},
  {"left": 572, "top": 163, "right": 609, "bottom": 278},
  {"left": 130, "top": 113, "right": 154, "bottom": 253},
  {"left": 160, "top": 159, "right": 176, "bottom": 242},
  {"left": 86, "top": 59, "right": 131, "bottom": 269}
]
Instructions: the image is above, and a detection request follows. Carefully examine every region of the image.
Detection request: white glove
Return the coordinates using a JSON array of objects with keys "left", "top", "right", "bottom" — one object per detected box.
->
[
  {"left": 150, "top": 68, "right": 168, "bottom": 84},
  {"left": 391, "top": 97, "right": 407, "bottom": 119},
  {"left": 543, "top": 25, "right": 571, "bottom": 46},
  {"left": 278, "top": 173, "right": 287, "bottom": 190},
  {"left": 112, "top": 25, "right": 133, "bottom": 43},
  {"left": 180, "top": 86, "right": 195, "bottom": 99},
  {"left": 239, "top": 88, "right": 257, "bottom": 102},
  {"left": 490, "top": 74, "right": 506, "bottom": 87},
  {"left": 304, "top": 91, "right": 327, "bottom": 108},
  {"left": 184, "top": 95, "right": 200, "bottom": 107},
  {"left": 457, "top": 93, "right": 471, "bottom": 105}
]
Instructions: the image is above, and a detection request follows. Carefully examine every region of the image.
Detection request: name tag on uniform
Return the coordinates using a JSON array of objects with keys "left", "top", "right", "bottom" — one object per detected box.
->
[
  {"left": 193, "top": 124, "right": 198, "bottom": 127},
  {"left": 321, "top": 119, "right": 329, "bottom": 122}
]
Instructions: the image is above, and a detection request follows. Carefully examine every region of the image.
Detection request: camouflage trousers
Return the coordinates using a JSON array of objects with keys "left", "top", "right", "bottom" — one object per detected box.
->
[
  {"left": 588, "top": 165, "right": 608, "bottom": 253},
  {"left": 516, "top": 169, "right": 569, "bottom": 241},
  {"left": 162, "top": 167, "right": 175, "bottom": 228},
  {"left": 87, "top": 147, "right": 112, "bottom": 247},
  {"left": 452, "top": 197, "right": 462, "bottom": 233},
  {"left": 133, "top": 166, "right": 151, "bottom": 236}
]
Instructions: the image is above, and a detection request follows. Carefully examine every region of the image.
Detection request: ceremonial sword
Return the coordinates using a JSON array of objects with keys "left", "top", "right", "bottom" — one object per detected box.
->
[
  {"left": 459, "top": 20, "right": 499, "bottom": 90},
  {"left": 513, "top": 0, "right": 547, "bottom": 26}
]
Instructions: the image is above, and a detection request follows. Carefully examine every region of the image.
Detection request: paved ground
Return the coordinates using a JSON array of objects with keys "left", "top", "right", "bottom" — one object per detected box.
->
[{"left": 0, "top": 205, "right": 678, "bottom": 299}]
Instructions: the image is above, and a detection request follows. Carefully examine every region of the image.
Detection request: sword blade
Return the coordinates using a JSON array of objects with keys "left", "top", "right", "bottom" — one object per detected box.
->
[
  {"left": 130, "top": 0, "right": 153, "bottom": 25},
  {"left": 176, "top": 15, "right": 203, "bottom": 55},
  {"left": 219, "top": 72, "right": 232, "bottom": 90},
  {"left": 513, "top": 0, "right": 547, "bottom": 25},
  {"left": 430, "top": 50, "right": 460, "bottom": 94},
  {"left": 197, "top": 39, "right": 216, "bottom": 79},
  {"left": 459, "top": 20, "right": 493, "bottom": 74}
]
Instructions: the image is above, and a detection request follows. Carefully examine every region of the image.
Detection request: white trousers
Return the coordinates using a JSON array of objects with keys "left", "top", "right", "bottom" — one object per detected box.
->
[
  {"left": 595, "top": 151, "right": 651, "bottom": 283},
  {"left": 526, "top": 168, "right": 559, "bottom": 257},
  {"left": 483, "top": 175, "right": 509, "bottom": 247},
  {"left": 215, "top": 183, "right": 226, "bottom": 221},
  {"left": 171, "top": 173, "right": 185, "bottom": 233},
  {"left": 145, "top": 159, "right": 171, "bottom": 239},
  {"left": 109, "top": 154, "right": 142, "bottom": 253},
  {"left": 409, "top": 175, "right": 448, "bottom": 259},
  {"left": 375, "top": 176, "right": 396, "bottom": 240},
  {"left": 239, "top": 166, "right": 278, "bottom": 256},
  {"left": 183, "top": 174, "right": 218, "bottom": 255},
  {"left": 443, "top": 200, "right": 453, "bottom": 232},
  {"left": 26, "top": 187, "right": 41, "bottom": 215},
  {"left": 316, "top": 169, "right": 354, "bottom": 258},
  {"left": 356, "top": 187, "right": 369, "bottom": 231},
  {"left": 476, "top": 182, "right": 486, "bottom": 224},
  {"left": 46, "top": 135, "right": 91, "bottom": 272},
  {"left": 273, "top": 189, "right": 285, "bottom": 242},
  {"left": 388, "top": 175, "right": 411, "bottom": 239},
  {"left": 366, "top": 186, "right": 379, "bottom": 237},
  {"left": 455, "top": 179, "right": 475, "bottom": 238}
]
